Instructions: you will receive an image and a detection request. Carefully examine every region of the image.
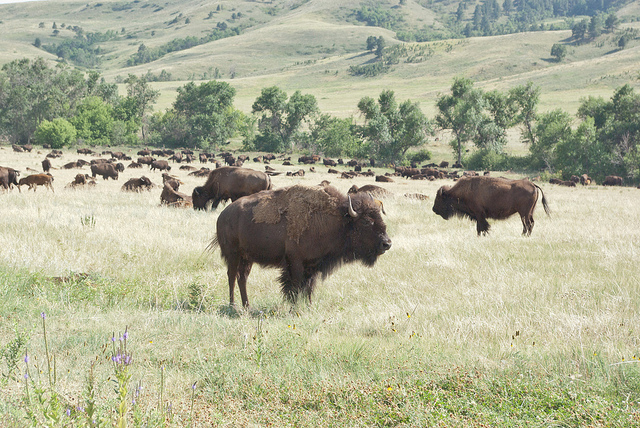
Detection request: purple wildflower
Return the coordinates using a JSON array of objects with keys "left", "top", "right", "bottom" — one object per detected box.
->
[
  {"left": 41, "top": 312, "right": 46, "bottom": 319},
  {"left": 24, "top": 353, "right": 29, "bottom": 364}
]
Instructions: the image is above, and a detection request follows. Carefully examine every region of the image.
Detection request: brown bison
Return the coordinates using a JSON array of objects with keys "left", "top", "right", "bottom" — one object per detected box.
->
[
  {"left": 433, "top": 176, "right": 550, "bottom": 236},
  {"left": 603, "top": 175, "right": 623, "bottom": 186},
  {"left": 91, "top": 163, "right": 119, "bottom": 180},
  {"left": 348, "top": 184, "right": 392, "bottom": 199},
  {"left": 150, "top": 160, "right": 171, "bottom": 171},
  {"left": 211, "top": 184, "right": 392, "bottom": 307},
  {"left": 42, "top": 159, "right": 52, "bottom": 173},
  {"left": 65, "top": 174, "right": 96, "bottom": 189},
  {"left": 192, "top": 166, "right": 272, "bottom": 211},
  {"left": 0, "top": 166, "right": 21, "bottom": 191},
  {"left": 161, "top": 182, "right": 192, "bottom": 207},
  {"left": 18, "top": 173, "right": 54, "bottom": 192},
  {"left": 580, "top": 174, "right": 592, "bottom": 186},
  {"left": 121, "top": 176, "right": 154, "bottom": 192}
]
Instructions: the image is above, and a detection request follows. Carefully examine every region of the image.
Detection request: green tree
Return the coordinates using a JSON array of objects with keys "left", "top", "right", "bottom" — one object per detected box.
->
[
  {"left": 529, "top": 109, "right": 573, "bottom": 170},
  {"left": 122, "top": 74, "right": 159, "bottom": 140},
  {"left": 550, "top": 43, "right": 567, "bottom": 61},
  {"left": 555, "top": 117, "right": 606, "bottom": 178},
  {"left": 572, "top": 19, "right": 588, "bottom": 41},
  {"left": 70, "top": 96, "right": 115, "bottom": 146},
  {"left": 375, "top": 36, "right": 386, "bottom": 58},
  {"left": 34, "top": 118, "right": 76, "bottom": 149},
  {"left": 604, "top": 13, "right": 619, "bottom": 33},
  {"left": 366, "top": 35, "right": 377, "bottom": 51},
  {"left": 170, "top": 80, "right": 240, "bottom": 149},
  {"left": 509, "top": 81, "right": 541, "bottom": 146},
  {"left": 435, "top": 77, "right": 486, "bottom": 166},
  {"left": 306, "top": 114, "right": 361, "bottom": 157},
  {"left": 251, "top": 86, "right": 318, "bottom": 152},
  {"left": 358, "top": 89, "right": 431, "bottom": 163}
]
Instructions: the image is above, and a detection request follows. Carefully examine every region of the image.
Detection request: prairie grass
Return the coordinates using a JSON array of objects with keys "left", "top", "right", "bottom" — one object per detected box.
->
[{"left": 1, "top": 147, "right": 640, "bottom": 426}]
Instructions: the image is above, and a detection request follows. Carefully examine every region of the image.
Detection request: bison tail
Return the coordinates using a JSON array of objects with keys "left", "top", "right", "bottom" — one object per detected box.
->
[
  {"left": 206, "top": 236, "right": 220, "bottom": 253},
  {"left": 535, "top": 184, "right": 551, "bottom": 216}
]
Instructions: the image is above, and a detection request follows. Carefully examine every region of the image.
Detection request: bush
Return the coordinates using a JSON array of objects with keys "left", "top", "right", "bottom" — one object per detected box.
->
[
  {"left": 34, "top": 118, "right": 77, "bottom": 149},
  {"left": 408, "top": 149, "right": 431, "bottom": 165}
]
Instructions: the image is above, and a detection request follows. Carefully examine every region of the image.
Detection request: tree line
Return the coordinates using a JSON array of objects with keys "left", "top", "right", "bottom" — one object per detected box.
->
[{"left": 1, "top": 57, "right": 639, "bottom": 183}]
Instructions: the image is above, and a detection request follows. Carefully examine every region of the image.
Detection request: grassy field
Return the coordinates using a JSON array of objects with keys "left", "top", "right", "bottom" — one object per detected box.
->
[{"left": 1, "top": 146, "right": 639, "bottom": 426}]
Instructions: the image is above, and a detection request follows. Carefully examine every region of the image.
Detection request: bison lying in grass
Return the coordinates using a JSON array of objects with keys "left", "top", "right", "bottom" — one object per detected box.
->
[
  {"left": 433, "top": 176, "right": 550, "bottom": 236},
  {"left": 211, "top": 184, "right": 391, "bottom": 307}
]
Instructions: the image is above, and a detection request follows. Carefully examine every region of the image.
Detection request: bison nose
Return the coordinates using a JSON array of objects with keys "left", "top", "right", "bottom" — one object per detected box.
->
[{"left": 379, "top": 237, "right": 392, "bottom": 252}]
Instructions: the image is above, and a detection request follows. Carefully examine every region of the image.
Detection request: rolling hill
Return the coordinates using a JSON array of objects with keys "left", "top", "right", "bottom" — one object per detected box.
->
[{"left": 0, "top": 0, "right": 638, "bottom": 116}]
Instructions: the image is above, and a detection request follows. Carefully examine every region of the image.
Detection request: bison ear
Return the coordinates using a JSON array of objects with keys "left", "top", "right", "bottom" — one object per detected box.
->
[{"left": 193, "top": 186, "right": 202, "bottom": 196}]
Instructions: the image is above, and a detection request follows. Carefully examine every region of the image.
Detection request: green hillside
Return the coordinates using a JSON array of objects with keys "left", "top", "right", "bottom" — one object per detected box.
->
[{"left": 0, "top": 0, "right": 639, "bottom": 115}]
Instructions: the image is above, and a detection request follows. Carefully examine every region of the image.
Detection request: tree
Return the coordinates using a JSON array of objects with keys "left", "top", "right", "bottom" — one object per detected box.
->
[
  {"left": 170, "top": 80, "right": 240, "bottom": 149},
  {"left": 122, "top": 74, "right": 159, "bottom": 140},
  {"left": 34, "top": 118, "right": 76, "bottom": 149},
  {"left": 509, "top": 81, "right": 541, "bottom": 146},
  {"left": 306, "top": 114, "right": 361, "bottom": 157},
  {"left": 529, "top": 109, "right": 573, "bottom": 170},
  {"left": 436, "top": 78, "right": 486, "bottom": 166},
  {"left": 588, "top": 15, "right": 601, "bottom": 39},
  {"left": 550, "top": 43, "right": 567, "bottom": 61},
  {"left": 555, "top": 117, "right": 606, "bottom": 178},
  {"left": 375, "top": 36, "right": 386, "bottom": 58},
  {"left": 604, "top": 13, "right": 619, "bottom": 33},
  {"left": 358, "top": 89, "right": 431, "bottom": 164},
  {"left": 251, "top": 86, "right": 318, "bottom": 152},
  {"left": 572, "top": 19, "right": 588, "bottom": 41},
  {"left": 366, "top": 35, "right": 377, "bottom": 51},
  {"left": 70, "top": 96, "right": 115, "bottom": 146}
]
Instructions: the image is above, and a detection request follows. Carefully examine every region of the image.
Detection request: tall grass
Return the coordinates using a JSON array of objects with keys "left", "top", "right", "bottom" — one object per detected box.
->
[{"left": 1, "top": 148, "right": 639, "bottom": 425}]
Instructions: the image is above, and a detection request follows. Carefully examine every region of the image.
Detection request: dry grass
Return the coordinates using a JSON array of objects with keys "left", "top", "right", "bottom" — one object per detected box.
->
[{"left": 1, "top": 146, "right": 640, "bottom": 426}]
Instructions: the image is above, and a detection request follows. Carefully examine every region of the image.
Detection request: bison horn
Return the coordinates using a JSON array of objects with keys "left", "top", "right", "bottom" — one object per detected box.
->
[
  {"left": 375, "top": 199, "right": 386, "bottom": 215},
  {"left": 348, "top": 195, "right": 358, "bottom": 218}
]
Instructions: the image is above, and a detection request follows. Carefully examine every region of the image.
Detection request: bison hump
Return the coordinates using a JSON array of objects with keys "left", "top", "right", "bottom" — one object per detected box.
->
[{"left": 252, "top": 184, "right": 340, "bottom": 242}]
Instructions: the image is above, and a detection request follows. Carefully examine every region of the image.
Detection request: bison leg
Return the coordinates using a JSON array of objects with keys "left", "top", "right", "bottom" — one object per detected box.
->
[
  {"left": 521, "top": 215, "right": 534, "bottom": 236},
  {"left": 301, "top": 273, "right": 318, "bottom": 305},
  {"left": 476, "top": 217, "right": 490, "bottom": 236},
  {"left": 236, "top": 258, "right": 253, "bottom": 307}
]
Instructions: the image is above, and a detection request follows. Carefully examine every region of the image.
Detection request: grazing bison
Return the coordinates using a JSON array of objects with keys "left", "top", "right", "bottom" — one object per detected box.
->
[
  {"left": 603, "top": 175, "right": 623, "bottom": 186},
  {"left": 192, "top": 166, "right": 272, "bottom": 211},
  {"left": 91, "top": 163, "right": 119, "bottom": 180},
  {"left": 18, "top": 173, "right": 54, "bottom": 192},
  {"left": 150, "top": 160, "right": 171, "bottom": 172},
  {"left": 433, "top": 176, "right": 550, "bottom": 236},
  {"left": 0, "top": 166, "right": 21, "bottom": 191},
  {"left": 211, "top": 184, "right": 392, "bottom": 307},
  {"left": 121, "top": 176, "right": 154, "bottom": 192}
]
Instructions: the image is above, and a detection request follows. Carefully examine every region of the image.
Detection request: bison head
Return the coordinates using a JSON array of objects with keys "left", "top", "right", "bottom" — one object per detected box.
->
[
  {"left": 432, "top": 186, "right": 455, "bottom": 219},
  {"left": 345, "top": 194, "right": 391, "bottom": 266},
  {"left": 192, "top": 186, "right": 209, "bottom": 210}
]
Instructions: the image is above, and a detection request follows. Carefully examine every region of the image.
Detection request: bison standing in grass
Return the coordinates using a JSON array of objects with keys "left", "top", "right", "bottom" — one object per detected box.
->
[
  {"left": 0, "top": 166, "right": 21, "bottom": 191},
  {"left": 91, "top": 163, "right": 119, "bottom": 180},
  {"left": 18, "top": 173, "right": 54, "bottom": 192},
  {"left": 433, "top": 176, "right": 550, "bottom": 236},
  {"left": 211, "top": 184, "right": 391, "bottom": 307},
  {"left": 192, "top": 166, "right": 272, "bottom": 211}
]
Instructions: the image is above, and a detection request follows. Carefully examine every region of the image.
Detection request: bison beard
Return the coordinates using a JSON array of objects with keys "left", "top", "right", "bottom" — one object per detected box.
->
[
  {"left": 432, "top": 176, "right": 550, "bottom": 236},
  {"left": 211, "top": 184, "right": 392, "bottom": 307}
]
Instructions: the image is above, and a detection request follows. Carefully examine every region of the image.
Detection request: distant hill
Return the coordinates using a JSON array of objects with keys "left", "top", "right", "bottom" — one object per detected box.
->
[{"left": 0, "top": 0, "right": 638, "bottom": 115}]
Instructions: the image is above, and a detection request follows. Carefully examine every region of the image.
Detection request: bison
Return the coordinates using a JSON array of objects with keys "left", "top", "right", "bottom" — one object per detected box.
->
[
  {"left": 0, "top": 166, "right": 20, "bottom": 191},
  {"left": 91, "top": 163, "right": 119, "bottom": 180},
  {"left": 42, "top": 159, "right": 51, "bottom": 173},
  {"left": 18, "top": 173, "right": 54, "bottom": 192},
  {"left": 348, "top": 184, "right": 392, "bottom": 199},
  {"left": 211, "top": 184, "right": 392, "bottom": 307},
  {"left": 432, "top": 176, "right": 550, "bottom": 236},
  {"left": 150, "top": 160, "right": 171, "bottom": 172},
  {"left": 161, "top": 181, "right": 192, "bottom": 207},
  {"left": 603, "top": 175, "right": 623, "bottom": 186},
  {"left": 65, "top": 174, "right": 96, "bottom": 189},
  {"left": 121, "top": 176, "right": 154, "bottom": 192},
  {"left": 192, "top": 166, "right": 272, "bottom": 211}
]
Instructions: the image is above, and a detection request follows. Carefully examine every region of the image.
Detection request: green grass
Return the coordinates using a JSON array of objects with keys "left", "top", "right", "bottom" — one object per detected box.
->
[{"left": 1, "top": 147, "right": 640, "bottom": 425}]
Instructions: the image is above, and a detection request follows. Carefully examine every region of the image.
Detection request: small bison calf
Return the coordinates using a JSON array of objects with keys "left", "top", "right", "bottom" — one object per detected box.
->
[{"left": 19, "top": 173, "right": 54, "bottom": 192}]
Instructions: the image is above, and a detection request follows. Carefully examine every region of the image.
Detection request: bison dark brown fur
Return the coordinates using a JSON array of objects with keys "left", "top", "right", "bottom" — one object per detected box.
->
[
  {"left": 211, "top": 184, "right": 391, "bottom": 307},
  {"left": 192, "top": 166, "right": 272, "bottom": 211},
  {"left": 433, "top": 176, "right": 550, "bottom": 236}
]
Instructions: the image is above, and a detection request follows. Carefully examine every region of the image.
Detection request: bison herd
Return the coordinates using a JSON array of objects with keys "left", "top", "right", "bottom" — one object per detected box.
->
[{"left": 3, "top": 144, "right": 639, "bottom": 307}]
